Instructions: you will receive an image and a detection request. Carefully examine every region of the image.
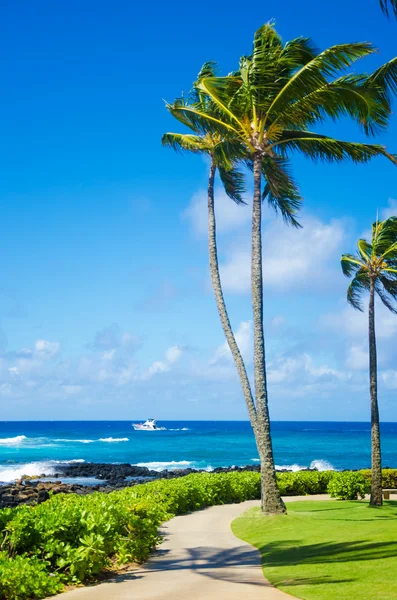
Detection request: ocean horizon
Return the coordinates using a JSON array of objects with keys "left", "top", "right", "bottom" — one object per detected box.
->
[{"left": 1, "top": 420, "right": 397, "bottom": 483}]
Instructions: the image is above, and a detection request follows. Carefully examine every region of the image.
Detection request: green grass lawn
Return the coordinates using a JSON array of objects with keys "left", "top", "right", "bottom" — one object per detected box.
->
[{"left": 232, "top": 500, "right": 397, "bottom": 600}]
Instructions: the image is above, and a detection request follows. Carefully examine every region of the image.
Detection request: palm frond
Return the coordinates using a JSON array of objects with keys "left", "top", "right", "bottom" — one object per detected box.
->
[
  {"left": 347, "top": 270, "right": 370, "bottom": 311},
  {"left": 357, "top": 239, "right": 372, "bottom": 261},
  {"left": 376, "top": 278, "right": 397, "bottom": 313},
  {"left": 166, "top": 99, "right": 239, "bottom": 137},
  {"left": 272, "top": 130, "right": 397, "bottom": 164},
  {"left": 197, "top": 77, "right": 247, "bottom": 134},
  {"left": 341, "top": 254, "right": 365, "bottom": 277},
  {"left": 372, "top": 216, "right": 397, "bottom": 255},
  {"left": 261, "top": 155, "right": 302, "bottom": 227},
  {"left": 217, "top": 166, "right": 246, "bottom": 204},
  {"left": 161, "top": 132, "right": 208, "bottom": 154},
  {"left": 366, "top": 56, "right": 397, "bottom": 103},
  {"left": 275, "top": 75, "right": 390, "bottom": 136},
  {"left": 379, "top": 0, "right": 397, "bottom": 18},
  {"left": 265, "top": 42, "right": 376, "bottom": 123}
]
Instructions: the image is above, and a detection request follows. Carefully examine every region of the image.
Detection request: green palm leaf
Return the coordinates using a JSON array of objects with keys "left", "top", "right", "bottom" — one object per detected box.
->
[
  {"left": 379, "top": 0, "right": 397, "bottom": 17},
  {"left": 265, "top": 42, "right": 376, "bottom": 123},
  {"left": 342, "top": 216, "right": 397, "bottom": 313},
  {"left": 347, "top": 270, "right": 371, "bottom": 311},
  {"left": 273, "top": 130, "right": 397, "bottom": 164}
]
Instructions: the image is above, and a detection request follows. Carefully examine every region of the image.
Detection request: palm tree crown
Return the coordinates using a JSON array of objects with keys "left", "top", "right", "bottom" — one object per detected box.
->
[
  {"left": 168, "top": 23, "right": 397, "bottom": 210},
  {"left": 341, "top": 217, "right": 397, "bottom": 312},
  {"left": 162, "top": 62, "right": 246, "bottom": 205}
]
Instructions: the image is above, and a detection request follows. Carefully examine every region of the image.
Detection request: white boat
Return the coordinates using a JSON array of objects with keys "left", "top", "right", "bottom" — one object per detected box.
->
[{"left": 132, "top": 419, "right": 166, "bottom": 431}]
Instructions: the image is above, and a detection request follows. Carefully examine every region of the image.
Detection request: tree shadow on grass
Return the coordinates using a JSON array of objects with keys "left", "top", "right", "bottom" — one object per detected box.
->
[
  {"left": 258, "top": 539, "right": 397, "bottom": 567},
  {"left": 280, "top": 576, "right": 354, "bottom": 587}
]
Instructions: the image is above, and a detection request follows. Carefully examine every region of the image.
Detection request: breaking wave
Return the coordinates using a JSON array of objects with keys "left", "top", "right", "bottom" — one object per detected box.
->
[
  {"left": 54, "top": 439, "right": 95, "bottom": 444},
  {"left": 99, "top": 437, "right": 129, "bottom": 443},
  {"left": 0, "top": 435, "right": 27, "bottom": 445},
  {"left": 0, "top": 459, "right": 85, "bottom": 483},
  {"left": 251, "top": 458, "right": 335, "bottom": 472},
  {"left": 136, "top": 460, "right": 193, "bottom": 471}
]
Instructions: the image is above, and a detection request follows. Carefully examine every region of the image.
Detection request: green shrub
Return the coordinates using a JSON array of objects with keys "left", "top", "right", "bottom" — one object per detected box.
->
[
  {"left": 0, "top": 472, "right": 261, "bottom": 598},
  {"left": 0, "top": 553, "right": 62, "bottom": 600},
  {"left": 277, "top": 470, "right": 334, "bottom": 496},
  {"left": 327, "top": 472, "right": 370, "bottom": 500},
  {"left": 360, "top": 468, "right": 397, "bottom": 489}
]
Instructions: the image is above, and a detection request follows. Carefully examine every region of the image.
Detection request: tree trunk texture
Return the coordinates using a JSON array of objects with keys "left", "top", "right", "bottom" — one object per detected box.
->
[
  {"left": 251, "top": 154, "right": 285, "bottom": 515},
  {"left": 369, "top": 279, "right": 383, "bottom": 506},
  {"left": 207, "top": 160, "right": 258, "bottom": 430}
]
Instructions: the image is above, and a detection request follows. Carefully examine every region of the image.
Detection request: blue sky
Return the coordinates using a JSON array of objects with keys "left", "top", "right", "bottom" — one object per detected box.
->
[{"left": 0, "top": 0, "right": 396, "bottom": 420}]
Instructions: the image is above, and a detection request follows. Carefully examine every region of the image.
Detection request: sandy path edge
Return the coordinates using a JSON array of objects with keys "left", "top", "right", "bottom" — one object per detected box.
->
[{"left": 51, "top": 494, "right": 330, "bottom": 600}]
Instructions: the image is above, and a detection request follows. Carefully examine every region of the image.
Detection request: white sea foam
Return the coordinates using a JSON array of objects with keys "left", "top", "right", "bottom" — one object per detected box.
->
[
  {"left": 54, "top": 439, "right": 95, "bottom": 444},
  {"left": 249, "top": 459, "right": 336, "bottom": 472},
  {"left": 168, "top": 428, "right": 190, "bottom": 431},
  {"left": 99, "top": 437, "right": 129, "bottom": 443},
  {"left": 0, "top": 462, "right": 55, "bottom": 482},
  {"left": 0, "top": 459, "right": 86, "bottom": 483},
  {"left": 136, "top": 460, "right": 193, "bottom": 471},
  {"left": 0, "top": 435, "right": 27, "bottom": 446},
  {"left": 275, "top": 463, "right": 306, "bottom": 472},
  {"left": 310, "top": 459, "right": 334, "bottom": 471},
  {"left": 53, "top": 459, "right": 86, "bottom": 464}
]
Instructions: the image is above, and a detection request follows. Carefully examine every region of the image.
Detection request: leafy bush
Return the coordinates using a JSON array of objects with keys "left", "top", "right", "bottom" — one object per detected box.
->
[
  {"left": 0, "top": 472, "right": 261, "bottom": 598},
  {"left": 327, "top": 472, "right": 370, "bottom": 500},
  {"left": 277, "top": 470, "right": 334, "bottom": 496},
  {"left": 360, "top": 468, "right": 397, "bottom": 489},
  {"left": 0, "top": 553, "right": 62, "bottom": 600}
]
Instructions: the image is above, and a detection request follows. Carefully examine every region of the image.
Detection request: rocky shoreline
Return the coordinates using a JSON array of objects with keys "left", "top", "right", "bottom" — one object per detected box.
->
[{"left": 0, "top": 462, "right": 311, "bottom": 509}]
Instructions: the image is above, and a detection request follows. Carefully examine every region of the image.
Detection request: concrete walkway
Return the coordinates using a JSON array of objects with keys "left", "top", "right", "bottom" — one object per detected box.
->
[{"left": 57, "top": 494, "right": 329, "bottom": 600}]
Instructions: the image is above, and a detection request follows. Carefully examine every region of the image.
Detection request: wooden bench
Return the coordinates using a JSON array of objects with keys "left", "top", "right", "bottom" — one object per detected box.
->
[{"left": 383, "top": 489, "right": 397, "bottom": 500}]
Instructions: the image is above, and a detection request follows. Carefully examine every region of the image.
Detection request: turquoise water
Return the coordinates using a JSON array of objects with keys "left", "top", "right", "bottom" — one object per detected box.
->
[{"left": 1, "top": 421, "right": 397, "bottom": 482}]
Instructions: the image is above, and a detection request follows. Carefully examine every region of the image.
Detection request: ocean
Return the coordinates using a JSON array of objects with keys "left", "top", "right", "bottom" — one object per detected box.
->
[{"left": 1, "top": 421, "right": 397, "bottom": 483}]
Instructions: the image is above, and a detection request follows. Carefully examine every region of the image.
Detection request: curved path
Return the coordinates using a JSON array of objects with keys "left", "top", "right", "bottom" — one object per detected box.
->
[{"left": 57, "top": 494, "right": 329, "bottom": 600}]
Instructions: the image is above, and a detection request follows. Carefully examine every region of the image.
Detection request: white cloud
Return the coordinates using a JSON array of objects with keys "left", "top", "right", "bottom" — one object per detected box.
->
[
  {"left": 165, "top": 345, "right": 183, "bottom": 364},
  {"left": 220, "top": 215, "right": 346, "bottom": 293},
  {"left": 183, "top": 188, "right": 251, "bottom": 236},
  {"left": 35, "top": 340, "right": 60, "bottom": 358},
  {"left": 345, "top": 344, "right": 368, "bottom": 371},
  {"left": 267, "top": 353, "right": 347, "bottom": 385},
  {"left": 142, "top": 361, "right": 169, "bottom": 380},
  {"left": 382, "top": 370, "right": 397, "bottom": 389},
  {"left": 142, "top": 345, "right": 184, "bottom": 380},
  {"left": 381, "top": 198, "right": 397, "bottom": 220},
  {"left": 271, "top": 315, "right": 286, "bottom": 328},
  {"left": 322, "top": 301, "right": 397, "bottom": 341}
]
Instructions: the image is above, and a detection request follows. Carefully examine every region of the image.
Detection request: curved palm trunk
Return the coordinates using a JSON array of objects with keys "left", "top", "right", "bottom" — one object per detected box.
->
[
  {"left": 252, "top": 154, "right": 285, "bottom": 515},
  {"left": 207, "top": 159, "right": 258, "bottom": 429},
  {"left": 369, "top": 278, "right": 383, "bottom": 506}
]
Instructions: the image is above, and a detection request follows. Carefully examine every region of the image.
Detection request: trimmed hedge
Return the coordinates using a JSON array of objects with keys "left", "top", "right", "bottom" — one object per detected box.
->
[
  {"left": 1, "top": 468, "right": 396, "bottom": 599},
  {"left": 277, "top": 470, "right": 334, "bottom": 496},
  {"left": 327, "top": 472, "right": 370, "bottom": 500}
]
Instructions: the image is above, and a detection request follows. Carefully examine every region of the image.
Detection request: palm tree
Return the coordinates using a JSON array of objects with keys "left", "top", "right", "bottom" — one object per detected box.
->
[
  {"left": 162, "top": 64, "right": 259, "bottom": 435},
  {"left": 341, "top": 217, "right": 397, "bottom": 506},
  {"left": 166, "top": 24, "right": 397, "bottom": 514}
]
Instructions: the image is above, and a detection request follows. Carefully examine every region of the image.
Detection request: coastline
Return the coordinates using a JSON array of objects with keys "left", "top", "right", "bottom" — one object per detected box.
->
[
  {"left": 0, "top": 460, "right": 383, "bottom": 509},
  {"left": 0, "top": 462, "right": 264, "bottom": 508}
]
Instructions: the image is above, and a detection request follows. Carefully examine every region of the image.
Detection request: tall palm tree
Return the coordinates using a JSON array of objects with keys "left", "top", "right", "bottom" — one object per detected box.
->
[
  {"left": 166, "top": 24, "right": 397, "bottom": 514},
  {"left": 162, "top": 63, "right": 259, "bottom": 434},
  {"left": 341, "top": 217, "right": 397, "bottom": 506}
]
